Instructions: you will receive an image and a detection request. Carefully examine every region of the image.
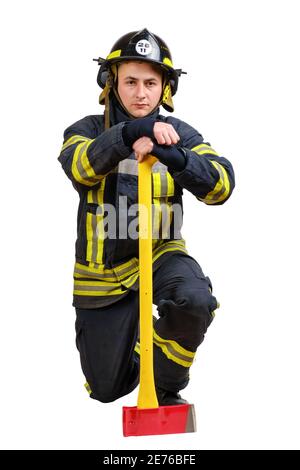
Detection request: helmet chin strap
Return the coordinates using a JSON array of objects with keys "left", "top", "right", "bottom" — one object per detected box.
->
[
  {"left": 104, "top": 88, "right": 111, "bottom": 130},
  {"left": 112, "top": 87, "right": 137, "bottom": 120}
]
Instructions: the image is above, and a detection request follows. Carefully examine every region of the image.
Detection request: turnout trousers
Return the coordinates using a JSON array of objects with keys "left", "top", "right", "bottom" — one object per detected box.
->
[{"left": 75, "top": 254, "right": 218, "bottom": 403}]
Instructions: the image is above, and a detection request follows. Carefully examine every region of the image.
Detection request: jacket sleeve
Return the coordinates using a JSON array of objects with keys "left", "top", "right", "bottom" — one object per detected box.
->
[
  {"left": 167, "top": 117, "right": 235, "bottom": 205},
  {"left": 58, "top": 115, "right": 131, "bottom": 190}
]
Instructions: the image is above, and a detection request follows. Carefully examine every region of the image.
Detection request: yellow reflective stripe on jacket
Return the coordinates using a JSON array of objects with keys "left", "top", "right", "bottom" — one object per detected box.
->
[
  {"left": 153, "top": 240, "right": 187, "bottom": 262},
  {"left": 74, "top": 262, "right": 118, "bottom": 282},
  {"left": 74, "top": 279, "right": 125, "bottom": 296},
  {"left": 74, "top": 258, "right": 139, "bottom": 282},
  {"left": 75, "top": 240, "right": 186, "bottom": 281},
  {"left": 200, "top": 161, "right": 230, "bottom": 204},
  {"left": 152, "top": 198, "right": 162, "bottom": 240},
  {"left": 121, "top": 271, "right": 139, "bottom": 289},
  {"left": 86, "top": 213, "right": 104, "bottom": 265},
  {"left": 152, "top": 171, "right": 175, "bottom": 239},
  {"left": 74, "top": 268, "right": 138, "bottom": 295},
  {"left": 134, "top": 341, "right": 140, "bottom": 355},
  {"left": 71, "top": 140, "right": 104, "bottom": 186},
  {"left": 192, "top": 143, "right": 219, "bottom": 156},
  {"left": 160, "top": 173, "right": 168, "bottom": 196},
  {"left": 153, "top": 331, "right": 195, "bottom": 367},
  {"left": 161, "top": 200, "right": 172, "bottom": 239},
  {"left": 84, "top": 382, "right": 92, "bottom": 395},
  {"left": 152, "top": 174, "right": 162, "bottom": 239},
  {"left": 192, "top": 144, "right": 231, "bottom": 204},
  {"left": 113, "top": 257, "right": 139, "bottom": 279},
  {"left": 86, "top": 178, "right": 106, "bottom": 265},
  {"left": 86, "top": 179, "right": 105, "bottom": 264},
  {"left": 61, "top": 134, "right": 92, "bottom": 152},
  {"left": 152, "top": 172, "right": 161, "bottom": 197},
  {"left": 152, "top": 171, "right": 175, "bottom": 197},
  {"left": 166, "top": 172, "right": 175, "bottom": 196},
  {"left": 87, "top": 182, "right": 106, "bottom": 204},
  {"left": 74, "top": 240, "right": 187, "bottom": 298}
]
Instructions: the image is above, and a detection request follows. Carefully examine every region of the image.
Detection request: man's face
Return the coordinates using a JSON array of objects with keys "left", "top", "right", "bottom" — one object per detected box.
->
[{"left": 117, "top": 61, "right": 163, "bottom": 117}]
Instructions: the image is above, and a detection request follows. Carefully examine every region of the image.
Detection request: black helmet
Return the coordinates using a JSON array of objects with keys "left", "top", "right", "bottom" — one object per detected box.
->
[{"left": 95, "top": 28, "right": 185, "bottom": 97}]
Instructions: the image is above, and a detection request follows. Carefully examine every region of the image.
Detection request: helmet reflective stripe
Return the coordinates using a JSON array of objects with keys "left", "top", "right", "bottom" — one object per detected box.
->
[
  {"left": 106, "top": 49, "right": 121, "bottom": 61},
  {"left": 163, "top": 57, "right": 173, "bottom": 68}
]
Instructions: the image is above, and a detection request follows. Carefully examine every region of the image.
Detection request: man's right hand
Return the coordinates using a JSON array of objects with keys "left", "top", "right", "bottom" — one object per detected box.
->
[
  {"left": 153, "top": 122, "right": 180, "bottom": 146},
  {"left": 122, "top": 118, "right": 180, "bottom": 148},
  {"left": 132, "top": 134, "right": 187, "bottom": 172}
]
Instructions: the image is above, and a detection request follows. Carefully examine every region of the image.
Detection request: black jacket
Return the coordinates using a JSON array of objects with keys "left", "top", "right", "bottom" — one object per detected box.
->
[{"left": 58, "top": 112, "right": 235, "bottom": 308}]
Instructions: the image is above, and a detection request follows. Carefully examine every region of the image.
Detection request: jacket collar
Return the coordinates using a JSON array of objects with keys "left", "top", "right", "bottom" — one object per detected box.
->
[{"left": 109, "top": 94, "right": 160, "bottom": 125}]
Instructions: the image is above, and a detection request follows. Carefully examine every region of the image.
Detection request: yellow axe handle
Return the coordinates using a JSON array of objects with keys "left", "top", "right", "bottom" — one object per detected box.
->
[{"left": 137, "top": 155, "right": 159, "bottom": 409}]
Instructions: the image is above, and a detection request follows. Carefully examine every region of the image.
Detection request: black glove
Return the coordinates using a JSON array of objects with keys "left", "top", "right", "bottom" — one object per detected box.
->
[
  {"left": 151, "top": 143, "right": 187, "bottom": 172},
  {"left": 122, "top": 117, "right": 156, "bottom": 147}
]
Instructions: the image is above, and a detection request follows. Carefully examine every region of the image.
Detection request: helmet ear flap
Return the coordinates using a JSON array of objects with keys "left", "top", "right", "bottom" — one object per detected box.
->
[
  {"left": 161, "top": 82, "right": 174, "bottom": 112},
  {"left": 169, "top": 78, "right": 177, "bottom": 95},
  {"left": 97, "top": 65, "right": 109, "bottom": 88},
  {"left": 97, "top": 62, "right": 118, "bottom": 89},
  {"left": 168, "top": 69, "right": 182, "bottom": 96}
]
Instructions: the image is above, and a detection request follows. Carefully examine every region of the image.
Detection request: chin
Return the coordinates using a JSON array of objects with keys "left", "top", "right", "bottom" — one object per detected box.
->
[{"left": 131, "top": 110, "right": 149, "bottom": 118}]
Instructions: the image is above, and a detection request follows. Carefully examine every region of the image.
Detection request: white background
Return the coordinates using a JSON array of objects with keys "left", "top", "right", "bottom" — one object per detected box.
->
[{"left": 0, "top": 0, "right": 299, "bottom": 450}]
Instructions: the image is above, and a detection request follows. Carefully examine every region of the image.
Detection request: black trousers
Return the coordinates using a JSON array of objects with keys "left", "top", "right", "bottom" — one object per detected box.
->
[{"left": 75, "top": 254, "right": 218, "bottom": 403}]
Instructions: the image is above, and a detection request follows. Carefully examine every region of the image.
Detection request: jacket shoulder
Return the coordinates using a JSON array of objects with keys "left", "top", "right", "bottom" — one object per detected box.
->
[{"left": 63, "top": 114, "right": 104, "bottom": 141}]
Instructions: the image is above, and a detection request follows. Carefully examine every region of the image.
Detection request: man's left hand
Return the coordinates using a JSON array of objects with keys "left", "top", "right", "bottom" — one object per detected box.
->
[{"left": 133, "top": 136, "right": 154, "bottom": 163}]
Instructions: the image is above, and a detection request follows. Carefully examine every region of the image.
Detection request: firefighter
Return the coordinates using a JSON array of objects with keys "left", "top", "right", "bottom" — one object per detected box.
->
[{"left": 58, "top": 29, "right": 235, "bottom": 405}]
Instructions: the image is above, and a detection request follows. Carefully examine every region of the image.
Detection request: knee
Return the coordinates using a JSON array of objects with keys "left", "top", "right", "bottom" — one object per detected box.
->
[
  {"left": 177, "top": 288, "right": 218, "bottom": 320},
  {"left": 176, "top": 290, "right": 217, "bottom": 346},
  {"left": 157, "top": 289, "right": 217, "bottom": 340}
]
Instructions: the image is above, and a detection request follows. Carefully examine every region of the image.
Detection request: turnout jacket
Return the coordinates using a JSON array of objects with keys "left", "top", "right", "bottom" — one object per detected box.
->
[{"left": 58, "top": 113, "right": 235, "bottom": 308}]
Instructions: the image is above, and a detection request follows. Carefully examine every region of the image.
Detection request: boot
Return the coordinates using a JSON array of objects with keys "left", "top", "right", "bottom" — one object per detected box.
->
[{"left": 156, "top": 387, "right": 188, "bottom": 406}]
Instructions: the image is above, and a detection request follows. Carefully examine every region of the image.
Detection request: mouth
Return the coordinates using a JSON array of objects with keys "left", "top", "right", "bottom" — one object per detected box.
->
[{"left": 132, "top": 103, "right": 149, "bottom": 109}]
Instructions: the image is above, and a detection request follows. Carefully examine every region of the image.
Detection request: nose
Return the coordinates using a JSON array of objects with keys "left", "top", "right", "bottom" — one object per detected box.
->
[{"left": 135, "top": 82, "right": 146, "bottom": 100}]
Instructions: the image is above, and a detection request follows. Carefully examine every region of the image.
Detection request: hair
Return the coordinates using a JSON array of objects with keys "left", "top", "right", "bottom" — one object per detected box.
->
[{"left": 116, "top": 60, "right": 165, "bottom": 80}]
